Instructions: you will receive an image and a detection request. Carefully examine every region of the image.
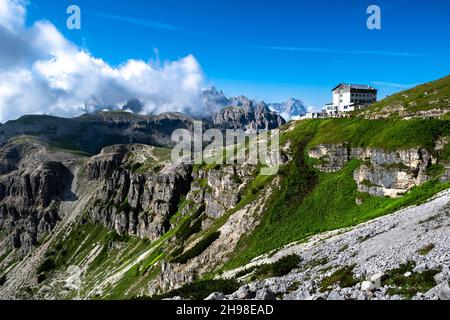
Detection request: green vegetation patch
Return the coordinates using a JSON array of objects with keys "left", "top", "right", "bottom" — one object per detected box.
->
[
  {"left": 384, "top": 261, "right": 441, "bottom": 299},
  {"left": 0, "top": 274, "right": 6, "bottom": 286},
  {"left": 362, "top": 75, "right": 450, "bottom": 115},
  {"left": 37, "top": 258, "right": 56, "bottom": 274},
  {"left": 417, "top": 243, "right": 435, "bottom": 256},
  {"left": 145, "top": 279, "right": 240, "bottom": 300},
  {"left": 426, "top": 164, "right": 445, "bottom": 178},
  {"left": 170, "top": 231, "right": 221, "bottom": 264},
  {"left": 307, "top": 118, "right": 450, "bottom": 153},
  {"left": 320, "top": 265, "right": 359, "bottom": 292},
  {"left": 236, "top": 254, "right": 301, "bottom": 281},
  {"left": 441, "top": 140, "right": 450, "bottom": 162},
  {"left": 174, "top": 204, "right": 205, "bottom": 242}
]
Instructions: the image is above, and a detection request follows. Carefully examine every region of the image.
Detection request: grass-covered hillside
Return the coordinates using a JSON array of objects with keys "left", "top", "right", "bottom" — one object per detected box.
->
[
  {"left": 222, "top": 118, "right": 450, "bottom": 269},
  {"left": 358, "top": 74, "right": 450, "bottom": 119}
]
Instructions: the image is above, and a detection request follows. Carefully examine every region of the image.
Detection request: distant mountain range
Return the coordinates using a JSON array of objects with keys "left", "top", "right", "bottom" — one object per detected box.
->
[
  {"left": 0, "top": 106, "right": 284, "bottom": 156},
  {"left": 86, "top": 86, "right": 307, "bottom": 123}
]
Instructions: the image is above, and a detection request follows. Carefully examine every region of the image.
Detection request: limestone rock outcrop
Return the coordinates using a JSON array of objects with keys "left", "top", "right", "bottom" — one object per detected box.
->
[
  {"left": 184, "top": 165, "right": 254, "bottom": 219},
  {"left": 308, "top": 143, "right": 445, "bottom": 198},
  {"left": 214, "top": 102, "right": 285, "bottom": 131}
]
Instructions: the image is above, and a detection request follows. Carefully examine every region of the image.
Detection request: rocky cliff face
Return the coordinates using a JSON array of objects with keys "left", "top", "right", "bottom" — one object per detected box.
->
[
  {"left": 86, "top": 145, "right": 130, "bottom": 180},
  {"left": 81, "top": 144, "right": 261, "bottom": 294},
  {"left": 214, "top": 102, "right": 285, "bottom": 131},
  {"left": 0, "top": 143, "right": 74, "bottom": 251},
  {"left": 0, "top": 144, "right": 21, "bottom": 174},
  {"left": 85, "top": 143, "right": 258, "bottom": 241},
  {"left": 187, "top": 165, "right": 255, "bottom": 219},
  {"left": 308, "top": 144, "right": 445, "bottom": 198},
  {"left": 86, "top": 145, "right": 192, "bottom": 240}
]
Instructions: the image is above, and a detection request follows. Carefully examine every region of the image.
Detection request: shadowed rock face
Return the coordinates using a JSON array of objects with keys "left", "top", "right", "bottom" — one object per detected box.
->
[
  {"left": 0, "top": 144, "right": 74, "bottom": 251},
  {"left": 86, "top": 145, "right": 193, "bottom": 240},
  {"left": 86, "top": 145, "right": 130, "bottom": 180},
  {"left": 0, "top": 144, "right": 21, "bottom": 174}
]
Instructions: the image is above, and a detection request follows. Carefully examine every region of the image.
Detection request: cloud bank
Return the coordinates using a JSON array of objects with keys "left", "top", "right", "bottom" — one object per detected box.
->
[{"left": 0, "top": 0, "right": 206, "bottom": 123}]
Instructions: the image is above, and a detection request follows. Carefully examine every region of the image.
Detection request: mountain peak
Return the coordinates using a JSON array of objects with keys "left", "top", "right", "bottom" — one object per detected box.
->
[{"left": 268, "top": 98, "right": 307, "bottom": 120}]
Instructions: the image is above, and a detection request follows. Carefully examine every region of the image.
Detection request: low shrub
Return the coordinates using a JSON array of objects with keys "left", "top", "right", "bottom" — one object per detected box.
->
[
  {"left": 37, "top": 273, "right": 46, "bottom": 284},
  {"left": 37, "top": 258, "right": 56, "bottom": 274},
  {"left": 417, "top": 243, "right": 435, "bottom": 256},
  {"left": 143, "top": 279, "right": 240, "bottom": 300},
  {"left": 170, "top": 231, "right": 220, "bottom": 264},
  {"left": 251, "top": 255, "right": 301, "bottom": 280},
  {"left": 116, "top": 198, "right": 132, "bottom": 214},
  {"left": 175, "top": 204, "right": 205, "bottom": 241},
  {"left": 426, "top": 164, "right": 445, "bottom": 178},
  {"left": 320, "top": 265, "right": 359, "bottom": 292},
  {"left": 0, "top": 275, "right": 6, "bottom": 286},
  {"left": 384, "top": 261, "right": 441, "bottom": 298}
]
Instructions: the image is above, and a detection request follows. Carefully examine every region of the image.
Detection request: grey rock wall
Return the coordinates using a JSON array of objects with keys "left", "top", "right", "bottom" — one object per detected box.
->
[{"left": 308, "top": 143, "right": 445, "bottom": 198}]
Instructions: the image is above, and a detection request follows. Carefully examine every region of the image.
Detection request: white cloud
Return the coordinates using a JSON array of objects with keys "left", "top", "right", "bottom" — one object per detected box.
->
[
  {"left": 0, "top": 0, "right": 207, "bottom": 123},
  {"left": 0, "top": 0, "right": 25, "bottom": 32}
]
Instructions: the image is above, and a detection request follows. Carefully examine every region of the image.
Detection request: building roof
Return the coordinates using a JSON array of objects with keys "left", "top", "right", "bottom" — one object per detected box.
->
[{"left": 332, "top": 84, "right": 377, "bottom": 92}]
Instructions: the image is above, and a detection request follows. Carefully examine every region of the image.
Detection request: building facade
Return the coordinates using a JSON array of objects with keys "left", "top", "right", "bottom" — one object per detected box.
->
[{"left": 324, "top": 84, "right": 377, "bottom": 116}]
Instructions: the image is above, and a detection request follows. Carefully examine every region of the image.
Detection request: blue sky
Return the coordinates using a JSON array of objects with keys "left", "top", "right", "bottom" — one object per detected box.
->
[{"left": 26, "top": 0, "right": 450, "bottom": 108}]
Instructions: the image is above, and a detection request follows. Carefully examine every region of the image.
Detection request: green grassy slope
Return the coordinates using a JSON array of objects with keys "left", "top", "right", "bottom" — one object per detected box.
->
[
  {"left": 305, "top": 118, "right": 450, "bottom": 161},
  {"left": 358, "top": 74, "right": 450, "bottom": 118},
  {"left": 223, "top": 118, "right": 450, "bottom": 269}
]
